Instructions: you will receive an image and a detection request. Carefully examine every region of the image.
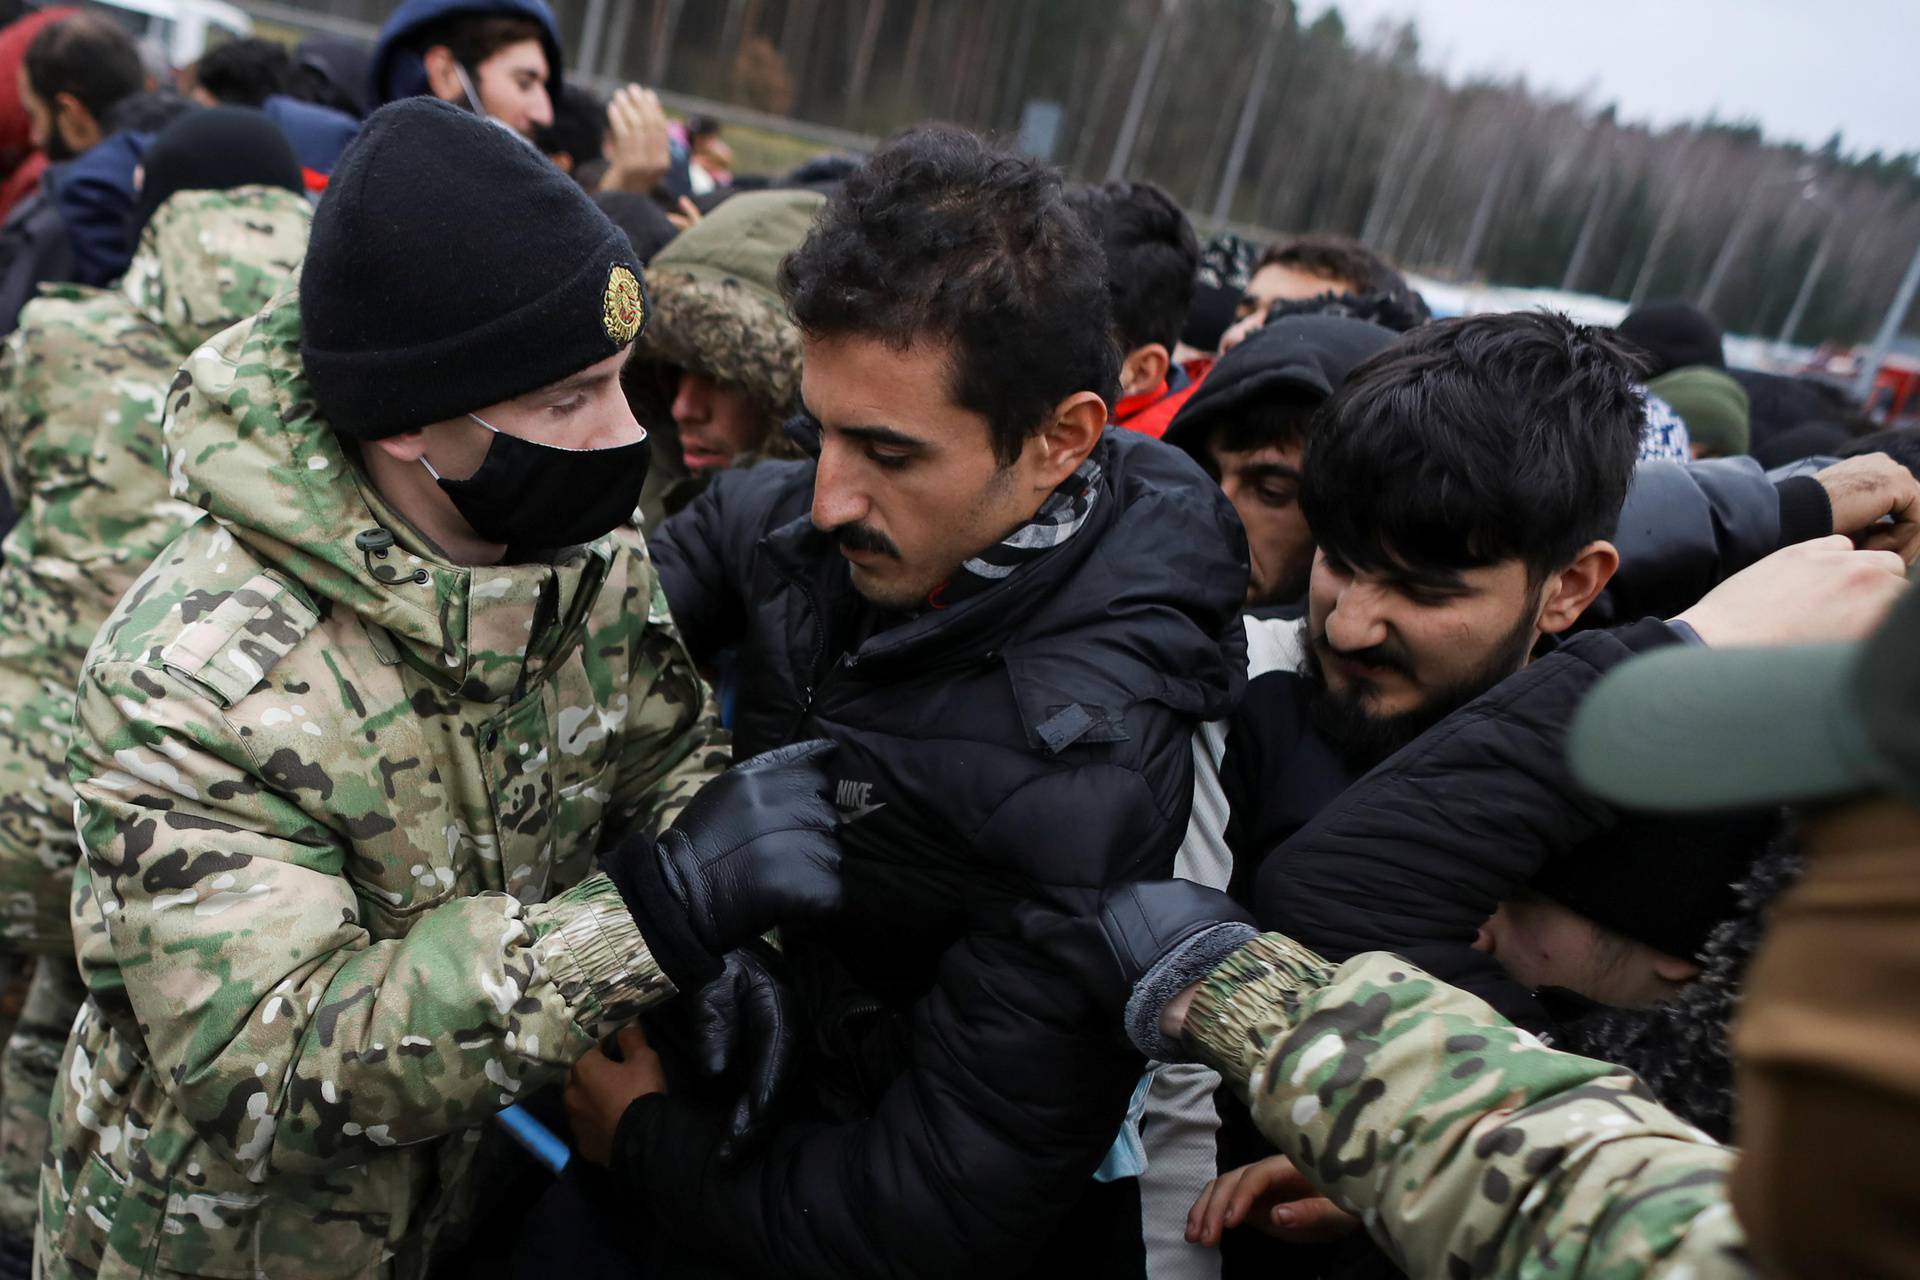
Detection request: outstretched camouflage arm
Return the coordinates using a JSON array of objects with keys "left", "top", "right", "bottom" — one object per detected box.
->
[
  {"left": 1186, "top": 934, "right": 1752, "bottom": 1280},
  {"left": 67, "top": 660, "right": 676, "bottom": 1183}
]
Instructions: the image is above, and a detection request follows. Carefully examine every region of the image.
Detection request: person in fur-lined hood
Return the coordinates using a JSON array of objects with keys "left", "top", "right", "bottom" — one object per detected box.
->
[{"left": 625, "top": 187, "right": 824, "bottom": 529}]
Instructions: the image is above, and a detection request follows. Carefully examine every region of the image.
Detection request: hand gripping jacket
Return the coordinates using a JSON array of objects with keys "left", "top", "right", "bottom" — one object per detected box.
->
[{"left": 37, "top": 285, "right": 727, "bottom": 1279}]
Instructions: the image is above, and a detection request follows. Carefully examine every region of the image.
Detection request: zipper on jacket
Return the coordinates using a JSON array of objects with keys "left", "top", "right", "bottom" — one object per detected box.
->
[{"left": 788, "top": 574, "right": 830, "bottom": 741}]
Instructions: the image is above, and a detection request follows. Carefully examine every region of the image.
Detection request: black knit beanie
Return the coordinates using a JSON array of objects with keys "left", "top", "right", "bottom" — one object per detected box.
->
[
  {"left": 130, "top": 106, "right": 305, "bottom": 240},
  {"left": 300, "top": 97, "right": 646, "bottom": 440},
  {"left": 1617, "top": 301, "right": 1725, "bottom": 379},
  {"left": 1529, "top": 810, "right": 1780, "bottom": 961}
]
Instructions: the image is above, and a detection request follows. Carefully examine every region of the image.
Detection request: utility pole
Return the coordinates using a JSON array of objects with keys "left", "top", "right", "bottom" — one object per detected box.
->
[
  {"left": 1106, "top": 0, "right": 1178, "bottom": 183},
  {"left": 1851, "top": 234, "right": 1920, "bottom": 405},
  {"left": 1697, "top": 198, "right": 1760, "bottom": 317},
  {"left": 1455, "top": 128, "right": 1518, "bottom": 279},
  {"left": 1560, "top": 168, "right": 1612, "bottom": 293},
  {"left": 1775, "top": 223, "right": 1834, "bottom": 354},
  {"left": 1210, "top": 0, "right": 1285, "bottom": 225},
  {"left": 600, "top": 0, "right": 637, "bottom": 80},
  {"left": 647, "top": 0, "right": 685, "bottom": 87},
  {"left": 576, "top": 0, "right": 610, "bottom": 80}
]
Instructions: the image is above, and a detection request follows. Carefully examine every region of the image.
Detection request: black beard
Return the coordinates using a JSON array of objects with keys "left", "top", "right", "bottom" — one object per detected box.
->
[{"left": 1302, "top": 607, "right": 1540, "bottom": 773}]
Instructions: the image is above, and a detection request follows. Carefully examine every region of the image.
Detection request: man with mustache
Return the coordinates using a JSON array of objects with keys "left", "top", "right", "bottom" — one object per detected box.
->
[{"left": 565, "top": 125, "right": 1249, "bottom": 1278}]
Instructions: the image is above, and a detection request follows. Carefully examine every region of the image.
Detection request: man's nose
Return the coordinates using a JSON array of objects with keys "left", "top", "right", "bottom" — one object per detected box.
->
[
  {"left": 1324, "top": 581, "right": 1390, "bottom": 653},
  {"left": 671, "top": 374, "right": 707, "bottom": 426},
  {"left": 596, "top": 393, "right": 646, "bottom": 450},
  {"left": 810, "top": 442, "right": 869, "bottom": 531}
]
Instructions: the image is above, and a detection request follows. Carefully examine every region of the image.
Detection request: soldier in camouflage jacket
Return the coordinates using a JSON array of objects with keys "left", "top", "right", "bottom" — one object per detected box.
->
[
  {"left": 0, "top": 184, "right": 313, "bottom": 1248},
  {"left": 34, "top": 99, "right": 843, "bottom": 1279}
]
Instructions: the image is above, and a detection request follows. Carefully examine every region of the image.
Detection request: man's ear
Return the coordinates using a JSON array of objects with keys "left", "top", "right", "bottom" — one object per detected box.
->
[
  {"left": 1026, "top": 391, "right": 1107, "bottom": 489},
  {"left": 421, "top": 45, "right": 465, "bottom": 105},
  {"left": 370, "top": 429, "right": 430, "bottom": 463},
  {"left": 53, "top": 92, "right": 101, "bottom": 154},
  {"left": 1119, "top": 343, "right": 1171, "bottom": 399},
  {"left": 1536, "top": 540, "right": 1620, "bottom": 635}
]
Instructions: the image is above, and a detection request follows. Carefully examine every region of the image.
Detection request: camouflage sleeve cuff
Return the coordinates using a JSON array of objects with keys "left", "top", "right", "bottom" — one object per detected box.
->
[
  {"left": 1184, "top": 932, "right": 1338, "bottom": 1088},
  {"left": 532, "top": 873, "right": 678, "bottom": 1038}
]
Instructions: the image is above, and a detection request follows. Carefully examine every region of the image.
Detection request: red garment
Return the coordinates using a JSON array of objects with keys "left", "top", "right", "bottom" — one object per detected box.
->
[
  {"left": 0, "top": 7, "right": 77, "bottom": 224},
  {"left": 1112, "top": 357, "right": 1213, "bottom": 440}
]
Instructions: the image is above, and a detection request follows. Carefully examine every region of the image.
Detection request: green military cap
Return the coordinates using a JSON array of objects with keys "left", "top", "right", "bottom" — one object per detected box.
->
[{"left": 1569, "top": 583, "right": 1920, "bottom": 812}]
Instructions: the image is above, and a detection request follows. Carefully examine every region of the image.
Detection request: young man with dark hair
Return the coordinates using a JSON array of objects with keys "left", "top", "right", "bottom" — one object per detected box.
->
[
  {"left": 1236, "top": 234, "right": 1405, "bottom": 320},
  {"left": 370, "top": 0, "right": 562, "bottom": 139},
  {"left": 1129, "top": 314, "right": 1918, "bottom": 1280},
  {"left": 564, "top": 124, "right": 1248, "bottom": 1278},
  {"left": 1294, "top": 312, "right": 1639, "bottom": 757},
  {"left": 187, "top": 35, "right": 288, "bottom": 107},
  {"left": 1161, "top": 314, "right": 1398, "bottom": 608},
  {"left": 0, "top": 10, "right": 147, "bottom": 327},
  {"left": 18, "top": 10, "right": 142, "bottom": 161},
  {"left": 1066, "top": 180, "right": 1203, "bottom": 438},
  {"left": 189, "top": 37, "right": 360, "bottom": 177},
  {"left": 1221, "top": 234, "right": 1430, "bottom": 354}
]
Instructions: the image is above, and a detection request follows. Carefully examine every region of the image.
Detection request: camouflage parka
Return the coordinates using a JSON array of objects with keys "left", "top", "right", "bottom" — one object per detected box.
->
[
  {"left": 38, "top": 282, "right": 727, "bottom": 1278},
  {"left": 0, "top": 186, "right": 313, "bottom": 953},
  {"left": 1189, "top": 934, "right": 1754, "bottom": 1279}
]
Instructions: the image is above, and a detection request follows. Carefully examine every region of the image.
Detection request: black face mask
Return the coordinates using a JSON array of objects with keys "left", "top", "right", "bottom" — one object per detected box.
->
[{"left": 424, "top": 412, "right": 651, "bottom": 549}]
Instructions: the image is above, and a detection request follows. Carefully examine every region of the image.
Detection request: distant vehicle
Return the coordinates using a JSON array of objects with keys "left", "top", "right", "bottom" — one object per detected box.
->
[{"left": 89, "top": 0, "right": 252, "bottom": 67}]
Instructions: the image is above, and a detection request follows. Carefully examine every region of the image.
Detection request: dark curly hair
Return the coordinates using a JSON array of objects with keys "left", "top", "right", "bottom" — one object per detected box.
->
[
  {"left": 1265, "top": 287, "right": 1430, "bottom": 334},
  {"left": 24, "top": 12, "right": 143, "bottom": 127},
  {"left": 1065, "top": 180, "right": 1199, "bottom": 356},
  {"left": 1303, "top": 310, "right": 1643, "bottom": 587},
  {"left": 1258, "top": 234, "right": 1407, "bottom": 299},
  {"left": 193, "top": 37, "right": 293, "bottom": 109},
  {"left": 780, "top": 125, "right": 1119, "bottom": 465}
]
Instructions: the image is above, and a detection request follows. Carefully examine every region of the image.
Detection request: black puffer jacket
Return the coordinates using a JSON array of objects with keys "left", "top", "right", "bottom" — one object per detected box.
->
[
  {"left": 640, "top": 428, "right": 1248, "bottom": 1278},
  {"left": 1584, "top": 457, "right": 1831, "bottom": 628},
  {"left": 1256, "top": 620, "right": 1686, "bottom": 1030}
]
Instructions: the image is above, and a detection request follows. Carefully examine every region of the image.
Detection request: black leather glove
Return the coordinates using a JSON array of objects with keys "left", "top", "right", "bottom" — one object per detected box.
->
[
  {"left": 1019, "top": 879, "right": 1258, "bottom": 1062},
  {"left": 605, "top": 739, "right": 842, "bottom": 991},
  {"left": 689, "top": 941, "right": 795, "bottom": 1157}
]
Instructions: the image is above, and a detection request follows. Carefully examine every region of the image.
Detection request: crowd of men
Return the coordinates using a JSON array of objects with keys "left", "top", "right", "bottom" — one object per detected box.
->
[{"left": 0, "top": 1, "right": 1912, "bottom": 1278}]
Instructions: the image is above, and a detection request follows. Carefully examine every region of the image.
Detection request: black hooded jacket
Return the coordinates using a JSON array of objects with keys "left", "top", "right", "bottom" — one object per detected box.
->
[
  {"left": 1160, "top": 313, "right": 1398, "bottom": 462},
  {"left": 639, "top": 428, "right": 1249, "bottom": 1277},
  {"left": 1254, "top": 620, "right": 1689, "bottom": 1029}
]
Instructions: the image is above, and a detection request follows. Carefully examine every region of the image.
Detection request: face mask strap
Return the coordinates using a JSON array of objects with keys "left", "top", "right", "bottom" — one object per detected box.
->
[
  {"left": 451, "top": 62, "right": 487, "bottom": 118},
  {"left": 419, "top": 413, "right": 503, "bottom": 483}
]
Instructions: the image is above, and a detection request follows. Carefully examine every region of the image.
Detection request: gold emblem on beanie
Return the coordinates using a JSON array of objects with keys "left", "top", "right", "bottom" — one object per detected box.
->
[{"left": 603, "top": 265, "right": 645, "bottom": 343}]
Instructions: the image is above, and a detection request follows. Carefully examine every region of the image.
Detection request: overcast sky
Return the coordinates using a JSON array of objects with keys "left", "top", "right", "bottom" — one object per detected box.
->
[{"left": 1315, "top": 0, "right": 1919, "bottom": 157}]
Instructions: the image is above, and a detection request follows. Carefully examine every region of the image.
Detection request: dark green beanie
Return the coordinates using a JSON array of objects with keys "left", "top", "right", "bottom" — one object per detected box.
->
[{"left": 1649, "top": 366, "right": 1751, "bottom": 458}]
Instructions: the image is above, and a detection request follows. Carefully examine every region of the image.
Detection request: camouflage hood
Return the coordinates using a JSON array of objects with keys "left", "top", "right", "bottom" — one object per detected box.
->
[
  {"left": 122, "top": 185, "right": 314, "bottom": 352},
  {"left": 164, "top": 286, "right": 610, "bottom": 700}
]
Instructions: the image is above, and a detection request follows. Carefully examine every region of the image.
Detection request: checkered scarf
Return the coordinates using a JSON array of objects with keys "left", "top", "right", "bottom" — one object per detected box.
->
[{"left": 928, "top": 456, "right": 1103, "bottom": 609}]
